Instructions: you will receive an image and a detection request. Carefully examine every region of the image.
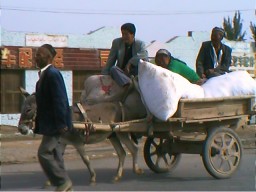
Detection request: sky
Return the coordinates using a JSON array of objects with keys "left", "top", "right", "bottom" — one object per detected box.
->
[{"left": 1, "top": 0, "right": 255, "bottom": 43}]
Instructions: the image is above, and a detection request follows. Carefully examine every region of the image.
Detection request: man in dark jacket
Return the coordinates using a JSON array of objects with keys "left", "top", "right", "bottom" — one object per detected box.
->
[
  {"left": 35, "top": 44, "right": 73, "bottom": 191},
  {"left": 196, "top": 27, "right": 232, "bottom": 79}
]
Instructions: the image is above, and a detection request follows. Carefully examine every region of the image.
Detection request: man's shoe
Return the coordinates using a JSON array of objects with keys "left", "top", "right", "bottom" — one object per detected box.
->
[
  {"left": 55, "top": 180, "right": 72, "bottom": 192},
  {"left": 42, "top": 180, "right": 51, "bottom": 188}
]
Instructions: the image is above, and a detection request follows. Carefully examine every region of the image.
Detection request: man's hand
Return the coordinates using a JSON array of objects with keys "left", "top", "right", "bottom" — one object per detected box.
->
[
  {"left": 124, "top": 63, "right": 132, "bottom": 75},
  {"left": 207, "top": 69, "right": 214, "bottom": 74},
  {"left": 196, "top": 78, "right": 207, "bottom": 85}
]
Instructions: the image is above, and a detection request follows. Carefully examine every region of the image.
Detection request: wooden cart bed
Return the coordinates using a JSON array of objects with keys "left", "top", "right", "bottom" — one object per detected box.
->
[{"left": 73, "top": 95, "right": 255, "bottom": 132}]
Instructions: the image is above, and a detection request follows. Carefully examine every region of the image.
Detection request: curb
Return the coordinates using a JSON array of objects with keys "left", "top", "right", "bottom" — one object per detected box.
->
[
  {"left": 1, "top": 135, "right": 255, "bottom": 151},
  {"left": 1, "top": 126, "right": 255, "bottom": 147},
  {"left": 1, "top": 125, "right": 255, "bottom": 148}
]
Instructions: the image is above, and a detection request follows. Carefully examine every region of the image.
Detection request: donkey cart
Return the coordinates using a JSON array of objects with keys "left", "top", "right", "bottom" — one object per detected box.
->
[{"left": 73, "top": 95, "right": 256, "bottom": 179}]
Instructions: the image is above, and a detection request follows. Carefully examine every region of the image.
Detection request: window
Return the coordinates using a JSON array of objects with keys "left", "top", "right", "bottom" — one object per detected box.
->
[
  {"left": 73, "top": 70, "right": 99, "bottom": 104},
  {"left": 1, "top": 70, "right": 25, "bottom": 113}
]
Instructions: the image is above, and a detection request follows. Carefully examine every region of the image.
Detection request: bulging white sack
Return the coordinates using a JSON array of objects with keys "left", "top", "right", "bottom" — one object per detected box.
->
[
  {"left": 181, "top": 83, "right": 205, "bottom": 99},
  {"left": 138, "top": 61, "right": 204, "bottom": 121},
  {"left": 202, "top": 71, "right": 256, "bottom": 98}
]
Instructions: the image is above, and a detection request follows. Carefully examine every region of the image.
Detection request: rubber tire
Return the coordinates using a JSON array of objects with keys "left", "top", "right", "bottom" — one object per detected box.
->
[
  {"left": 144, "top": 136, "right": 181, "bottom": 173},
  {"left": 202, "top": 127, "right": 243, "bottom": 179}
]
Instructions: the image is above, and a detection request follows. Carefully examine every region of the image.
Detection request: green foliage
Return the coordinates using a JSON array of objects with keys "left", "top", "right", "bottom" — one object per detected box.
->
[
  {"left": 223, "top": 11, "right": 246, "bottom": 41},
  {"left": 249, "top": 22, "right": 256, "bottom": 42}
]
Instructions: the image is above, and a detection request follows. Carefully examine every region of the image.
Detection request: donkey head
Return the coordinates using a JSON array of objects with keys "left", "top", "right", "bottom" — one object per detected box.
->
[{"left": 18, "top": 87, "right": 37, "bottom": 135}]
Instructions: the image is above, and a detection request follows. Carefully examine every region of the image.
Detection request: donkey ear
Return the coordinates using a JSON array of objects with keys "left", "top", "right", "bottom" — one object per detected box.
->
[{"left": 19, "top": 87, "right": 30, "bottom": 97}]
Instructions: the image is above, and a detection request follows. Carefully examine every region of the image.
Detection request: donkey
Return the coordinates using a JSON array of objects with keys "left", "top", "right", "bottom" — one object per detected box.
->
[{"left": 18, "top": 85, "right": 147, "bottom": 184}]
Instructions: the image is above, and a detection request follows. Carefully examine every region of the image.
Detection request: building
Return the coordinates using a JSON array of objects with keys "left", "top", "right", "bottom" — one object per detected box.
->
[
  {"left": 1, "top": 27, "right": 119, "bottom": 126},
  {"left": 1, "top": 27, "right": 255, "bottom": 126}
]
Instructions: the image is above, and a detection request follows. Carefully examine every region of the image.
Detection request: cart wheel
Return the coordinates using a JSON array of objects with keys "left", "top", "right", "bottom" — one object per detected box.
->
[
  {"left": 203, "top": 127, "right": 243, "bottom": 179},
  {"left": 144, "top": 136, "right": 181, "bottom": 173}
]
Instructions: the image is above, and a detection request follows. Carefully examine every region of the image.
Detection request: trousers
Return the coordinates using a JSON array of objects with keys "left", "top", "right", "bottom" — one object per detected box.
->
[
  {"left": 38, "top": 135, "right": 69, "bottom": 186},
  {"left": 110, "top": 66, "right": 132, "bottom": 87}
]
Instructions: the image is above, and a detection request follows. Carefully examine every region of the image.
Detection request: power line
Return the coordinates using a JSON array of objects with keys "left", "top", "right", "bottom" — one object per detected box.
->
[{"left": 0, "top": 6, "right": 254, "bottom": 16}]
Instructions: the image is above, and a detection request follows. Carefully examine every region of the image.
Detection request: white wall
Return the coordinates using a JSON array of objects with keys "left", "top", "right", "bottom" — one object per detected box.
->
[{"left": 1, "top": 70, "right": 73, "bottom": 127}]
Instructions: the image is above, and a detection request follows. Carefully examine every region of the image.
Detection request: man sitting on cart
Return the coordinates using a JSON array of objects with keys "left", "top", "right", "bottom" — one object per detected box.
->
[
  {"left": 196, "top": 27, "right": 232, "bottom": 79},
  {"left": 101, "top": 23, "right": 148, "bottom": 101}
]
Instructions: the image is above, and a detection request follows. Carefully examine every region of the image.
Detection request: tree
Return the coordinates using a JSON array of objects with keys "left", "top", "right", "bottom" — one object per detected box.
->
[
  {"left": 223, "top": 11, "right": 246, "bottom": 41},
  {"left": 249, "top": 22, "right": 256, "bottom": 43}
]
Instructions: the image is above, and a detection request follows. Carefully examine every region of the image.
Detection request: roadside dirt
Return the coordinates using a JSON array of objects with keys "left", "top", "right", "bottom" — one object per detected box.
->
[
  {"left": 1, "top": 125, "right": 115, "bottom": 164},
  {"left": 1, "top": 124, "right": 255, "bottom": 164}
]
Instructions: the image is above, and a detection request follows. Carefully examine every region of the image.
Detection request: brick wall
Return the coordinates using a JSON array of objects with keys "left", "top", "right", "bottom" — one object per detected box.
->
[{"left": 1, "top": 46, "right": 104, "bottom": 70}]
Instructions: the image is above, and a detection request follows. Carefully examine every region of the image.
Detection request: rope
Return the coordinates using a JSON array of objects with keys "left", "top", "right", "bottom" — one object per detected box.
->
[
  {"left": 76, "top": 103, "right": 94, "bottom": 142},
  {"left": 118, "top": 101, "right": 125, "bottom": 122}
]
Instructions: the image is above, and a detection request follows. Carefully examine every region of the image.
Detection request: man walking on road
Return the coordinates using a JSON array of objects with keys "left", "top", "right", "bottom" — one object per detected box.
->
[{"left": 34, "top": 44, "right": 73, "bottom": 191}]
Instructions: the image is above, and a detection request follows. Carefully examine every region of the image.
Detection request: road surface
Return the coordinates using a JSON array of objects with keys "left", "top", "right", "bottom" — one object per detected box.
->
[{"left": 1, "top": 149, "right": 255, "bottom": 191}]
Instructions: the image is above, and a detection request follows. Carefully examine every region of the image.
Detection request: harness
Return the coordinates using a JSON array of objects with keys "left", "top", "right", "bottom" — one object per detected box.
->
[
  {"left": 118, "top": 102, "right": 125, "bottom": 122},
  {"left": 76, "top": 103, "right": 94, "bottom": 142},
  {"left": 21, "top": 101, "right": 126, "bottom": 142},
  {"left": 76, "top": 102, "right": 126, "bottom": 141}
]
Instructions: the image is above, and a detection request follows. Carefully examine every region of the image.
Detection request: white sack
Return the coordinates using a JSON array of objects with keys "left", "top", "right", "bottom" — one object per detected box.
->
[
  {"left": 202, "top": 71, "right": 256, "bottom": 98},
  {"left": 80, "top": 75, "right": 124, "bottom": 104},
  {"left": 181, "top": 83, "right": 205, "bottom": 99},
  {"left": 138, "top": 61, "right": 204, "bottom": 121}
]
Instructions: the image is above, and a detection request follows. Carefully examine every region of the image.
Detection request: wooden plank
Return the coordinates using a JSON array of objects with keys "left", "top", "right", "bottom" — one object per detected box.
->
[
  {"left": 73, "top": 118, "right": 173, "bottom": 133},
  {"left": 178, "top": 103, "right": 248, "bottom": 119},
  {"left": 73, "top": 122, "right": 112, "bottom": 131},
  {"left": 179, "top": 95, "right": 255, "bottom": 103},
  {"left": 180, "top": 98, "right": 249, "bottom": 108},
  {"left": 183, "top": 115, "right": 248, "bottom": 123},
  {"left": 175, "top": 96, "right": 253, "bottom": 119}
]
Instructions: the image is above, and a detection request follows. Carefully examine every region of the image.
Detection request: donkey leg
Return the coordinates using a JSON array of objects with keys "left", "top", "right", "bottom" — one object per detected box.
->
[
  {"left": 73, "top": 141, "right": 96, "bottom": 185},
  {"left": 116, "top": 133, "right": 144, "bottom": 175},
  {"left": 61, "top": 133, "right": 96, "bottom": 185},
  {"left": 109, "top": 134, "right": 126, "bottom": 182}
]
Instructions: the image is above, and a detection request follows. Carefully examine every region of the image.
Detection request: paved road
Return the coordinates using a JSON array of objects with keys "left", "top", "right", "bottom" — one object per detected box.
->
[
  {"left": 1, "top": 149, "right": 255, "bottom": 191},
  {"left": 1, "top": 124, "right": 255, "bottom": 191}
]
